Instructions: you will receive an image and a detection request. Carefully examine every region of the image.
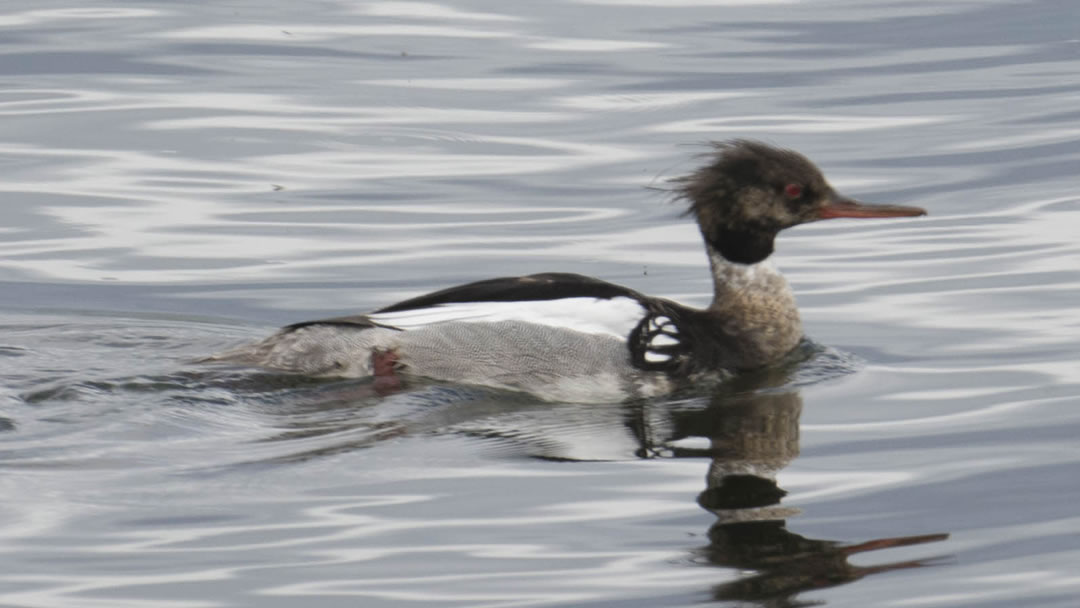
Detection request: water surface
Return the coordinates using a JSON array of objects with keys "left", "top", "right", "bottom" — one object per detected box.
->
[{"left": 2, "top": 1, "right": 1079, "bottom": 606}]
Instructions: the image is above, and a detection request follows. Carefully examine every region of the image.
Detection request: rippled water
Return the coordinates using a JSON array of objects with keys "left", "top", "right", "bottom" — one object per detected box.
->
[{"left": 2, "top": 1, "right": 1079, "bottom": 606}]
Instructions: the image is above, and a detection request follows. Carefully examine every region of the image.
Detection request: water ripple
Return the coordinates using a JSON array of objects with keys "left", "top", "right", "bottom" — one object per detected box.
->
[{"left": 2, "top": 1, "right": 1079, "bottom": 606}]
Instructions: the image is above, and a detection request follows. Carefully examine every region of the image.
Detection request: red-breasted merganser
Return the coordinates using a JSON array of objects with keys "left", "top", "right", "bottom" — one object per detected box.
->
[{"left": 207, "top": 140, "right": 926, "bottom": 401}]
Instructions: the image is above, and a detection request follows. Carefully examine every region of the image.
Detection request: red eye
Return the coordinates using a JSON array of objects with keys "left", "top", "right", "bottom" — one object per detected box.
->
[{"left": 784, "top": 183, "right": 803, "bottom": 198}]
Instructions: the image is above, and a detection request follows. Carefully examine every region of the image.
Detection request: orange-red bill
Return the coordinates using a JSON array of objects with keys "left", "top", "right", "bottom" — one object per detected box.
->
[{"left": 819, "top": 196, "right": 927, "bottom": 219}]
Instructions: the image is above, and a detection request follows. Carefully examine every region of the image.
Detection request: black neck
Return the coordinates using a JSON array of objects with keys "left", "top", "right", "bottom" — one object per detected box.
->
[{"left": 707, "top": 228, "right": 775, "bottom": 265}]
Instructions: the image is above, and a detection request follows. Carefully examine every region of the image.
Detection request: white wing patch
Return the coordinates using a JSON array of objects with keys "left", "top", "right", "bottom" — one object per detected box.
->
[
  {"left": 651, "top": 333, "right": 679, "bottom": 347},
  {"left": 648, "top": 316, "right": 674, "bottom": 331},
  {"left": 369, "top": 296, "right": 646, "bottom": 339}
]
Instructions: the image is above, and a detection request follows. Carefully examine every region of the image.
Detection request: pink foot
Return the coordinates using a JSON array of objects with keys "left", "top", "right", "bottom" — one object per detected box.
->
[{"left": 371, "top": 349, "right": 403, "bottom": 395}]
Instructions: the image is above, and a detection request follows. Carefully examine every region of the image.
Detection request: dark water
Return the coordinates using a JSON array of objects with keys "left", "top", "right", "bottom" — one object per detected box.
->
[{"left": 2, "top": 1, "right": 1079, "bottom": 606}]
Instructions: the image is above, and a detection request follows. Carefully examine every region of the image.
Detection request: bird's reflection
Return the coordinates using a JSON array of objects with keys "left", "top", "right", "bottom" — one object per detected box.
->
[
  {"left": 187, "top": 347, "right": 949, "bottom": 605},
  {"left": 666, "top": 375, "right": 948, "bottom": 606}
]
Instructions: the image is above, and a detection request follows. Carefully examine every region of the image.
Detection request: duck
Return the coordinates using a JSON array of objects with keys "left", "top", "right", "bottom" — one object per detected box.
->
[{"left": 206, "top": 140, "right": 926, "bottom": 402}]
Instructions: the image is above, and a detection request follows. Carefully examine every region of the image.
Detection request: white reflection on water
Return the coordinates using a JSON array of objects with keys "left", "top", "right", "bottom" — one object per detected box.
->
[
  {"left": 160, "top": 24, "right": 517, "bottom": 42},
  {"left": 225, "top": 204, "right": 629, "bottom": 229},
  {"left": 362, "top": 78, "right": 573, "bottom": 90},
  {"left": 5, "top": 573, "right": 233, "bottom": 608},
  {"left": 167, "top": 30, "right": 668, "bottom": 58},
  {"left": 938, "top": 129, "right": 1080, "bottom": 152},
  {"left": 0, "top": 7, "right": 159, "bottom": 27},
  {"left": 526, "top": 38, "right": 670, "bottom": 52},
  {"left": 358, "top": 2, "right": 523, "bottom": 22},
  {"left": 783, "top": 470, "right": 914, "bottom": 503},
  {"left": 254, "top": 141, "right": 644, "bottom": 181},
  {"left": 654, "top": 114, "right": 947, "bottom": 134},
  {"left": 803, "top": 394, "right": 1075, "bottom": 433},
  {"left": 555, "top": 91, "right": 751, "bottom": 111},
  {"left": 145, "top": 107, "right": 573, "bottom": 130},
  {"left": 577, "top": 0, "right": 796, "bottom": 5}
]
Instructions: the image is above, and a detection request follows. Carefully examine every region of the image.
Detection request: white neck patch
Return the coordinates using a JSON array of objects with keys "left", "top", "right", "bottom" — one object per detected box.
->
[{"left": 708, "top": 249, "right": 785, "bottom": 294}]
